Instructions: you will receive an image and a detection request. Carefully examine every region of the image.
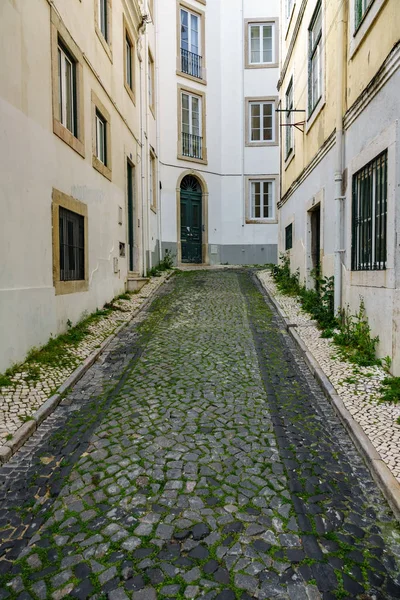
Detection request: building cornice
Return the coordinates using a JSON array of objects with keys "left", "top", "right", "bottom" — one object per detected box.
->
[
  {"left": 277, "top": 0, "right": 307, "bottom": 91},
  {"left": 344, "top": 41, "right": 400, "bottom": 130}
]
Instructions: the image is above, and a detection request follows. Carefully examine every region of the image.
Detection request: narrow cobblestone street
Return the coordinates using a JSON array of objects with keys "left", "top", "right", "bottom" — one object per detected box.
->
[{"left": 1, "top": 270, "right": 400, "bottom": 600}]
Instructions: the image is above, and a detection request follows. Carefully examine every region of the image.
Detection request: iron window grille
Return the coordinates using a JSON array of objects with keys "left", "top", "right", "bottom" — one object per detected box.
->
[
  {"left": 285, "top": 223, "right": 293, "bottom": 250},
  {"left": 181, "top": 48, "right": 202, "bottom": 79},
  {"left": 308, "top": 1, "right": 322, "bottom": 115},
  {"left": 351, "top": 150, "right": 387, "bottom": 271},
  {"left": 182, "top": 133, "right": 203, "bottom": 160},
  {"left": 59, "top": 207, "right": 85, "bottom": 281}
]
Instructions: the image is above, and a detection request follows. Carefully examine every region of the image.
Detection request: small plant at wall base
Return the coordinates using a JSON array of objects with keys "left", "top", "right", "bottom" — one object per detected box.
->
[
  {"left": 379, "top": 377, "right": 400, "bottom": 404},
  {"left": 147, "top": 249, "right": 175, "bottom": 277},
  {"left": 333, "top": 299, "right": 379, "bottom": 367}
]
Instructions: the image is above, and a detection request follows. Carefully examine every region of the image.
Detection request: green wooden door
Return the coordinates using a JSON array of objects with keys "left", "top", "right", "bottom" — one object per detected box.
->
[{"left": 180, "top": 176, "right": 202, "bottom": 263}]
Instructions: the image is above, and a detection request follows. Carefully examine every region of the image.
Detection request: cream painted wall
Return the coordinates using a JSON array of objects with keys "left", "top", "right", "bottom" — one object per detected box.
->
[{"left": 0, "top": 0, "right": 159, "bottom": 373}]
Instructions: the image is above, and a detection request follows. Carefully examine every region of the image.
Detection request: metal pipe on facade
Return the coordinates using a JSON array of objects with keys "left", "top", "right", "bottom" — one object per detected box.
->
[
  {"left": 334, "top": 0, "right": 346, "bottom": 313},
  {"left": 138, "top": 25, "right": 146, "bottom": 276}
]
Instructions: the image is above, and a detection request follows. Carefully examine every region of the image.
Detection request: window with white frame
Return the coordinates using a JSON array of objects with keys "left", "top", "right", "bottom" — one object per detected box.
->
[
  {"left": 98, "top": 0, "right": 108, "bottom": 41},
  {"left": 126, "top": 35, "right": 133, "bottom": 90},
  {"left": 181, "top": 92, "right": 202, "bottom": 159},
  {"left": 285, "top": 79, "right": 294, "bottom": 157},
  {"left": 58, "top": 42, "right": 77, "bottom": 136},
  {"left": 148, "top": 52, "right": 154, "bottom": 110},
  {"left": 249, "top": 23, "right": 274, "bottom": 65},
  {"left": 249, "top": 101, "right": 274, "bottom": 143},
  {"left": 250, "top": 180, "right": 274, "bottom": 220},
  {"left": 286, "top": 0, "right": 295, "bottom": 21},
  {"left": 95, "top": 110, "right": 107, "bottom": 165},
  {"left": 355, "top": 0, "right": 373, "bottom": 29},
  {"left": 308, "top": 1, "right": 322, "bottom": 115},
  {"left": 180, "top": 7, "right": 202, "bottom": 78}
]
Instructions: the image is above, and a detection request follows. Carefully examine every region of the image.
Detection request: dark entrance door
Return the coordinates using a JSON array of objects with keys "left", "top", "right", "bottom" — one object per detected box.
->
[
  {"left": 180, "top": 175, "right": 202, "bottom": 263},
  {"left": 127, "top": 161, "right": 135, "bottom": 272},
  {"left": 311, "top": 204, "right": 321, "bottom": 288}
]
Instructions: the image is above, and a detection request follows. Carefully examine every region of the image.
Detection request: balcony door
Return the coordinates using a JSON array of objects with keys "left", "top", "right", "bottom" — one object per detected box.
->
[
  {"left": 180, "top": 175, "right": 202, "bottom": 263},
  {"left": 182, "top": 92, "right": 202, "bottom": 160}
]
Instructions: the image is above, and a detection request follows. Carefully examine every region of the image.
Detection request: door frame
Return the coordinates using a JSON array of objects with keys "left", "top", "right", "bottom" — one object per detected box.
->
[
  {"left": 176, "top": 169, "right": 209, "bottom": 265},
  {"left": 305, "top": 189, "right": 324, "bottom": 289}
]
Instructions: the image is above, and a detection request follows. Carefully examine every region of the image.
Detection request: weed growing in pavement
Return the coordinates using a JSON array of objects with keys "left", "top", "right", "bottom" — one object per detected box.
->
[
  {"left": 333, "top": 299, "right": 379, "bottom": 366},
  {"left": 271, "top": 254, "right": 336, "bottom": 331},
  {"left": 379, "top": 377, "right": 400, "bottom": 404},
  {"left": 148, "top": 249, "right": 175, "bottom": 276}
]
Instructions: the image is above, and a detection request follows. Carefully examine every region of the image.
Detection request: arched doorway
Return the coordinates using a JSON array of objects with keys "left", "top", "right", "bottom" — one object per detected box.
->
[{"left": 180, "top": 175, "right": 202, "bottom": 263}]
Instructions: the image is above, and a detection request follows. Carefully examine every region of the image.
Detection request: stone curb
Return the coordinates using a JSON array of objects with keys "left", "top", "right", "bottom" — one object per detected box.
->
[
  {"left": 0, "top": 272, "right": 174, "bottom": 466},
  {"left": 256, "top": 272, "right": 400, "bottom": 522}
]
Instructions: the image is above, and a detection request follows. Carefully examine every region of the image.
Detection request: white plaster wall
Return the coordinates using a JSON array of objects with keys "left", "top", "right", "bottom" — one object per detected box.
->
[
  {"left": 158, "top": 0, "right": 280, "bottom": 256},
  {"left": 0, "top": 0, "right": 156, "bottom": 372}
]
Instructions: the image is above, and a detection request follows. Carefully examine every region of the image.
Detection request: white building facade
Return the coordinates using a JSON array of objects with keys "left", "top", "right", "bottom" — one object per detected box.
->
[
  {"left": 0, "top": 0, "right": 159, "bottom": 373},
  {"left": 157, "top": 0, "right": 280, "bottom": 265}
]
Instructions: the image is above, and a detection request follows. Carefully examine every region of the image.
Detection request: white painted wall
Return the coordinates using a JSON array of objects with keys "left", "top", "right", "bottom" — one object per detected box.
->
[{"left": 158, "top": 0, "right": 280, "bottom": 264}]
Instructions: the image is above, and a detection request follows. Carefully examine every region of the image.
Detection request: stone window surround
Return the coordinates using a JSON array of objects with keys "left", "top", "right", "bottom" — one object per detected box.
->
[
  {"left": 245, "top": 97, "right": 279, "bottom": 147},
  {"left": 349, "top": 0, "right": 387, "bottom": 58},
  {"left": 245, "top": 175, "right": 279, "bottom": 224},
  {"left": 347, "top": 123, "right": 396, "bottom": 287},
  {"left": 244, "top": 17, "right": 279, "bottom": 70},
  {"left": 91, "top": 90, "right": 112, "bottom": 181},
  {"left": 52, "top": 188, "right": 89, "bottom": 296},
  {"left": 177, "top": 84, "right": 208, "bottom": 165},
  {"left": 176, "top": 1, "right": 207, "bottom": 85},
  {"left": 95, "top": 0, "right": 113, "bottom": 62},
  {"left": 50, "top": 8, "right": 85, "bottom": 158},
  {"left": 123, "top": 14, "right": 136, "bottom": 105}
]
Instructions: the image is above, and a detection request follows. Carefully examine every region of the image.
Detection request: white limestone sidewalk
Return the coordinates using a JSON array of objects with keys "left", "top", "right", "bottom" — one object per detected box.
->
[
  {"left": 258, "top": 269, "right": 400, "bottom": 483},
  {"left": 0, "top": 273, "right": 171, "bottom": 446}
]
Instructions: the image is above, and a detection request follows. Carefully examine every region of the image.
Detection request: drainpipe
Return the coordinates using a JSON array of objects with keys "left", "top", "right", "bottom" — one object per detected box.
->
[
  {"left": 334, "top": 1, "right": 346, "bottom": 313},
  {"left": 138, "top": 30, "right": 146, "bottom": 276},
  {"left": 145, "top": 0, "right": 152, "bottom": 272},
  {"left": 154, "top": 1, "right": 162, "bottom": 262}
]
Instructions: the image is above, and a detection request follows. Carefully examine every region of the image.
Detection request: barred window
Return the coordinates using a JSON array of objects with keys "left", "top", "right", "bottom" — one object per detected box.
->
[
  {"left": 59, "top": 207, "right": 85, "bottom": 281},
  {"left": 351, "top": 151, "right": 387, "bottom": 271},
  {"left": 285, "top": 223, "right": 293, "bottom": 250}
]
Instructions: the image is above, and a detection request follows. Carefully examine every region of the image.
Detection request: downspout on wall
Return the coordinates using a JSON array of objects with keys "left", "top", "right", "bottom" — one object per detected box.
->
[{"left": 334, "top": 0, "right": 346, "bottom": 312}]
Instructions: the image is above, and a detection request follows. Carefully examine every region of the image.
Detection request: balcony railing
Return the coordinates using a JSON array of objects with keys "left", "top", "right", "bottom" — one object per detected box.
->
[
  {"left": 181, "top": 48, "right": 202, "bottom": 79},
  {"left": 182, "top": 132, "right": 203, "bottom": 160}
]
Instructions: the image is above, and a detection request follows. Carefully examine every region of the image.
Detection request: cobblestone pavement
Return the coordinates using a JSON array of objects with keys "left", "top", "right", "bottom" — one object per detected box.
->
[
  {"left": 258, "top": 271, "right": 400, "bottom": 482},
  {"left": 1, "top": 270, "right": 400, "bottom": 600}
]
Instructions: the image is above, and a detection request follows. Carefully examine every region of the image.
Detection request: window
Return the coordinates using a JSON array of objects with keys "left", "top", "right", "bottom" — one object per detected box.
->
[
  {"left": 251, "top": 180, "right": 274, "bottom": 220},
  {"left": 149, "top": 152, "right": 157, "bottom": 211},
  {"left": 148, "top": 52, "right": 155, "bottom": 112},
  {"left": 58, "top": 43, "right": 77, "bottom": 136},
  {"left": 249, "top": 23, "right": 274, "bottom": 65},
  {"left": 51, "top": 8, "right": 85, "bottom": 157},
  {"left": 95, "top": 110, "right": 107, "bottom": 165},
  {"left": 126, "top": 36, "right": 133, "bottom": 90},
  {"left": 92, "top": 91, "right": 111, "bottom": 179},
  {"left": 180, "top": 7, "right": 202, "bottom": 79},
  {"left": 52, "top": 188, "right": 88, "bottom": 295},
  {"left": 285, "top": 79, "right": 294, "bottom": 157},
  {"left": 355, "top": 0, "right": 372, "bottom": 29},
  {"left": 285, "top": 223, "right": 293, "bottom": 250},
  {"left": 286, "top": 0, "right": 295, "bottom": 21},
  {"left": 249, "top": 101, "right": 274, "bottom": 143},
  {"left": 308, "top": 1, "right": 322, "bottom": 115},
  {"left": 59, "top": 207, "right": 85, "bottom": 282},
  {"left": 181, "top": 92, "right": 202, "bottom": 159},
  {"left": 352, "top": 151, "right": 387, "bottom": 271},
  {"left": 98, "top": 0, "right": 108, "bottom": 40}
]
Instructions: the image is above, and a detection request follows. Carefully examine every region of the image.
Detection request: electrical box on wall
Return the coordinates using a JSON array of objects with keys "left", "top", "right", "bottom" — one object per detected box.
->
[{"left": 113, "top": 257, "right": 119, "bottom": 273}]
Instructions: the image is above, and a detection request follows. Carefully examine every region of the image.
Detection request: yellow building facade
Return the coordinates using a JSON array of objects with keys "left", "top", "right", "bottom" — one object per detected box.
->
[{"left": 278, "top": 0, "right": 400, "bottom": 373}]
